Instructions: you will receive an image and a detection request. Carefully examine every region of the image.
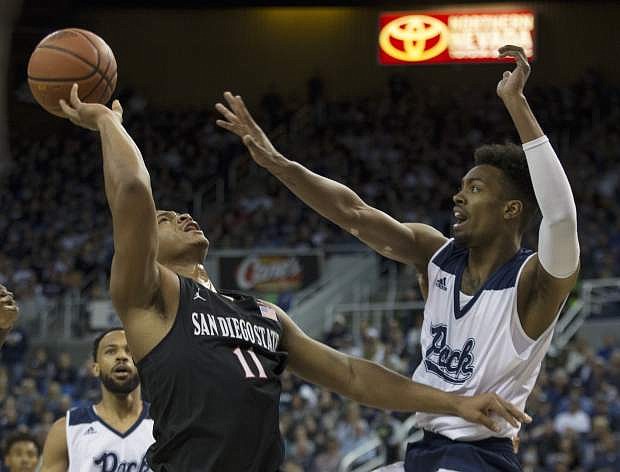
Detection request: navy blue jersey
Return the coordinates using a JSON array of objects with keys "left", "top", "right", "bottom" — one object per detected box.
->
[{"left": 137, "top": 275, "right": 288, "bottom": 471}]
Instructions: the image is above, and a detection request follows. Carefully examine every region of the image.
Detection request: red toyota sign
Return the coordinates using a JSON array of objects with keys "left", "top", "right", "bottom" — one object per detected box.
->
[{"left": 379, "top": 10, "right": 535, "bottom": 65}]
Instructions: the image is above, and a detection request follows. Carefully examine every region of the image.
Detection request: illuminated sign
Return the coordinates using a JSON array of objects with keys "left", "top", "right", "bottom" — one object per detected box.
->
[{"left": 379, "top": 10, "right": 535, "bottom": 65}]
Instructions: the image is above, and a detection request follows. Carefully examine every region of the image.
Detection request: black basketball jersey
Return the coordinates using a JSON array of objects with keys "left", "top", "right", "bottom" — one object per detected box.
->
[{"left": 137, "top": 275, "right": 288, "bottom": 472}]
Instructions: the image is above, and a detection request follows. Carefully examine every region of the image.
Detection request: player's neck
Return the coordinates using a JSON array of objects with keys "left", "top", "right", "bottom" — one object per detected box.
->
[
  {"left": 466, "top": 235, "right": 521, "bottom": 284},
  {"left": 168, "top": 263, "right": 214, "bottom": 290},
  {"left": 97, "top": 387, "right": 142, "bottom": 421}
]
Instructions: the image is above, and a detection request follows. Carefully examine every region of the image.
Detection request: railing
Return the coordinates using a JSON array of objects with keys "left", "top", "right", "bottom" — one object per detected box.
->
[
  {"left": 338, "top": 437, "right": 386, "bottom": 472},
  {"left": 337, "top": 415, "right": 423, "bottom": 471},
  {"left": 552, "top": 278, "right": 620, "bottom": 352},
  {"left": 291, "top": 252, "right": 379, "bottom": 337}
]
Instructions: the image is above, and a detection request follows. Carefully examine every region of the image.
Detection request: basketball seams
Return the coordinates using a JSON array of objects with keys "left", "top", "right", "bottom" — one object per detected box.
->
[
  {"left": 28, "top": 28, "right": 117, "bottom": 115},
  {"left": 72, "top": 29, "right": 101, "bottom": 71},
  {"left": 28, "top": 46, "right": 98, "bottom": 81},
  {"left": 76, "top": 29, "right": 116, "bottom": 94},
  {"left": 82, "top": 52, "right": 111, "bottom": 102}
]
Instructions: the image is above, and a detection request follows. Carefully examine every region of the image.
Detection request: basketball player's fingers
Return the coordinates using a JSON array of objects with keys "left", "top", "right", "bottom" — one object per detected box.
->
[
  {"left": 474, "top": 412, "right": 499, "bottom": 433},
  {"left": 235, "top": 96, "right": 260, "bottom": 128},
  {"left": 498, "top": 47, "right": 529, "bottom": 72},
  {"left": 112, "top": 100, "right": 123, "bottom": 117},
  {"left": 499, "top": 397, "right": 532, "bottom": 424},
  {"left": 59, "top": 99, "right": 79, "bottom": 122},
  {"left": 215, "top": 119, "right": 241, "bottom": 135},
  {"left": 502, "top": 71, "right": 511, "bottom": 80},
  {"left": 223, "top": 91, "right": 241, "bottom": 116},
  {"left": 491, "top": 402, "right": 519, "bottom": 428},
  {"left": 215, "top": 103, "right": 240, "bottom": 124},
  {"left": 69, "top": 83, "right": 82, "bottom": 108}
]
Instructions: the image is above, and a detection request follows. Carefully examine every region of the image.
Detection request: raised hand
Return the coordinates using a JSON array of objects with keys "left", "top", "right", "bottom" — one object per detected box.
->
[
  {"left": 59, "top": 83, "right": 123, "bottom": 131},
  {"left": 0, "top": 284, "right": 18, "bottom": 330},
  {"left": 496, "top": 45, "right": 531, "bottom": 102},
  {"left": 456, "top": 392, "right": 532, "bottom": 433},
  {"left": 215, "top": 92, "right": 282, "bottom": 169}
]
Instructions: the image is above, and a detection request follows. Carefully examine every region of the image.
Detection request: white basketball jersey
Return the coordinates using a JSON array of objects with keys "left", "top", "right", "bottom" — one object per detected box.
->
[
  {"left": 412, "top": 239, "right": 560, "bottom": 441},
  {"left": 66, "top": 402, "right": 155, "bottom": 472}
]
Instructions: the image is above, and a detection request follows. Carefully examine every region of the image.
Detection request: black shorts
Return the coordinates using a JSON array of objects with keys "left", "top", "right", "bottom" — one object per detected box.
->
[{"left": 404, "top": 430, "right": 521, "bottom": 472}]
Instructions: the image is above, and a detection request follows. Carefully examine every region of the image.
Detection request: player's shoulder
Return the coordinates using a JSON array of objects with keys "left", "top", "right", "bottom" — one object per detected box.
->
[
  {"left": 46, "top": 415, "right": 68, "bottom": 442},
  {"left": 66, "top": 405, "right": 97, "bottom": 426},
  {"left": 402, "top": 222, "right": 449, "bottom": 266}
]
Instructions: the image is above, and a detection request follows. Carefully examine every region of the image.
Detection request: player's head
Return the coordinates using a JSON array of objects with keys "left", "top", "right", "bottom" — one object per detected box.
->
[
  {"left": 3, "top": 431, "right": 40, "bottom": 472},
  {"left": 155, "top": 210, "right": 209, "bottom": 265},
  {"left": 452, "top": 143, "right": 538, "bottom": 247},
  {"left": 92, "top": 328, "right": 140, "bottom": 395}
]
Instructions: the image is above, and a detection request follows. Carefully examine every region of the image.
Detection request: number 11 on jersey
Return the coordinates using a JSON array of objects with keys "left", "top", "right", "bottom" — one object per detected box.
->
[{"left": 233, "top": 347, "right": 267, "bottom": 379}]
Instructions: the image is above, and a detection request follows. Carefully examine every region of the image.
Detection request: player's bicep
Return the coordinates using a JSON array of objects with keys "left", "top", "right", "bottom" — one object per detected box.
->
[
  {"left": 40, "top": 418, "right": 69, "bottom": 472},
  {"left": 109, "top": 181, "right": 160, "bottom": 311},
  {"left": 277, "top": 307, "right": 354, "bottom": 395},
  {"left": 518, "top": 255, "right": 579, "bottom": 339},
  {"left": 354, "top": 205, "right": 446, "bottom": 266}
]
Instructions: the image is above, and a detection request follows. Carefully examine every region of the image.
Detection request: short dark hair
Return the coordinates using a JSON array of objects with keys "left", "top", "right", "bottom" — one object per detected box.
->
[
  {"left": 474, "top": 143, "right": 539, "bottom": 231},
  {"left": 4, "top": 431, "right": 40, "bottom": 456},
  {"left": 92, "top": 327, "right": 125, "bottom": 361}
]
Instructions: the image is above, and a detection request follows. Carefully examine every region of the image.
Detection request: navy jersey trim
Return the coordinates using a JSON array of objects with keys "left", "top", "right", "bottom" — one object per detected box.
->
[
  {"left": 90, "top": 401, "right": 150, "bottom": 439},
  {"left": 68, "top": 406, "right": 97, "bottom": 426},
  {"left": 452, "top": 245, "right": 533, "bottom": 320},
  {"left": 432, "top": 239, "right": 465, "bottom": 275}
]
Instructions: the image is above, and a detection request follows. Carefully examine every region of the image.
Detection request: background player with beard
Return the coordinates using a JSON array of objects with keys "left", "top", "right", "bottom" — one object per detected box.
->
[
  {"left": 53, "top": 80, "right": 530, "bottom": 471},
  {"left": 216, "top": 45, "right": 579, "bottom": 471},
  {"left": 39, "top": 328, "right": 154, "bottom": 471}
]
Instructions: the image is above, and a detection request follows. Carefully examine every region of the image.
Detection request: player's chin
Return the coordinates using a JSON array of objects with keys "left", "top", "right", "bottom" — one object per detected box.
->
[
  {"left": 451, "top": 225, "right": 470, "bottom": 247},
  {"left": 185, "top": 230, "right": 209, "bottom": 245}
]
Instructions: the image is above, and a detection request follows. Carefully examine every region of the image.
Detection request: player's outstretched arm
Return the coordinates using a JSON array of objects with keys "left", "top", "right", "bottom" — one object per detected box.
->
[
  {"left": 59, "top": 85, "right": 160, "bottom": 317},
  {"left": 497, "top": 46, "right": 579, "bottom": 339},
  {"left": 0, "top": 284, "right": 18, "bottom": 348},
  {"left": 276, "top": 304, "right": 531, "bottom": 433},
  {"left": 215, "top": 93, "right": 447, "bottom": 268},
  {"left": 39, "top": 417, "right": 69, "bottom": 472}
]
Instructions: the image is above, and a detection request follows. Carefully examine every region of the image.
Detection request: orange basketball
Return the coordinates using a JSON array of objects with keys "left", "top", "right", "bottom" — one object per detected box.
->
[{"left": 27, "top": 28, "right": 117, "bottom": 117}]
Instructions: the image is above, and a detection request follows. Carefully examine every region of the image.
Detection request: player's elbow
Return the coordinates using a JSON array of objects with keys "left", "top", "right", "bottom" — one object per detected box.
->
[
  {"left": 114, "top": 177, "right": 151, "bottom": 202},
  {"left": 345, "top": 357, "right": 367, "bottom": 402},
  {"left": 543, "top": 212, "right": 577, "bottom": 236}
]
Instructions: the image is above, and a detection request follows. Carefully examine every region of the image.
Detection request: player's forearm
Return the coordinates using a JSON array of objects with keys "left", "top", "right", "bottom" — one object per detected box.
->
[
  {"left": 523, "top": 135, "right": 579, "bottom": 277},
  {"left": 348, "top": 357, "right": 458, "bottom": 415},
  {"left": 502, "top": 95, "right": 544, "bottom": 143},
  {"left": 97, "top": 115, "right": 153, "bottom": 209},
  {"left": 267, "top": 156, "right": 365, "bottom": 230}
]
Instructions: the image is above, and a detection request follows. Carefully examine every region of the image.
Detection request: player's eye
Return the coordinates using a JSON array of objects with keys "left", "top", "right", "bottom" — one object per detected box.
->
[{"left": 471, "top": 185, "right": 481, "bottom": 192}]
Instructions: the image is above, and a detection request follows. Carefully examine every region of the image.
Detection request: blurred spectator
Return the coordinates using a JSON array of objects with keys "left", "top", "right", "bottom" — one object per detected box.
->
[
  {"left": 312, "top": 435, "right": 341, "bottom": 472},
  {"left": 2, "top": 431, "right": 39, "bottom": 472},
  {"left": 0, "top": 327, "right": 28, "bottom": 386},
  {"left": 52, "top": 352, "right": 77, "bottom": 389},
  {"left": 554, "top": 398, "right": 591, "bottom": 434}
]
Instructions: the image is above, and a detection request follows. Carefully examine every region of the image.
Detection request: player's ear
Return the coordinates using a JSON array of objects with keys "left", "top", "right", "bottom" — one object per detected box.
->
[
  {"left": 504, "top": 199, "right": 522, "bottom": 221},
  {"left": 91, "top": 360, "right": 100, "bottom": 378}
]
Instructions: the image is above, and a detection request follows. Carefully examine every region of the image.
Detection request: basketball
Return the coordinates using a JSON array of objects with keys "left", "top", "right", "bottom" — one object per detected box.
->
[{"left": 27, "top": 28, "right": 117, "bottom": 117}]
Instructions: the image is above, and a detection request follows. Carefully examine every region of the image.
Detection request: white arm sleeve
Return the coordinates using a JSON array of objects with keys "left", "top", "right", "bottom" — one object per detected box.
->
[{"left": 523, "top": 135, "right": 579, "bottom": 278}]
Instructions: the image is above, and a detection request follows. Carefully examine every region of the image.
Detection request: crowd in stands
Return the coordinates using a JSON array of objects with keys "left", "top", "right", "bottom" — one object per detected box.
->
[
  {"left": 1, "top": 315, "right": 619, "bottom": 471},
  {"left": 2, "top": 71, "right": 620, "bottom": 304}
]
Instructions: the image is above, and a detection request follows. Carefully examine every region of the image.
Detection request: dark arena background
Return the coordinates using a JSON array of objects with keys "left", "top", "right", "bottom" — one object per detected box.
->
[{"left": 1, "top": 1, "right": 619, "bottom": 471}]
